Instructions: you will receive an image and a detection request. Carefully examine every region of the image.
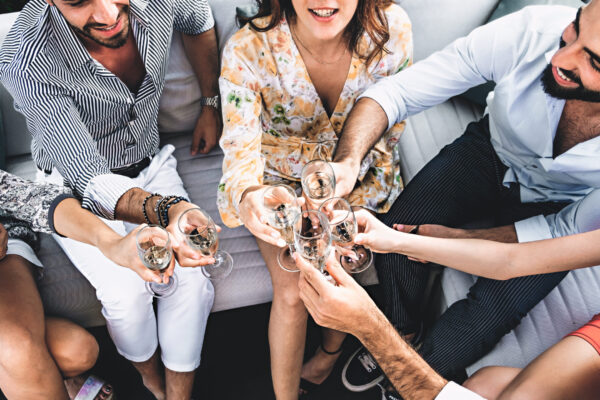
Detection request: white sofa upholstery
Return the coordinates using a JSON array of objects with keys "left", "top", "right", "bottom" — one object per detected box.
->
[{"left": 3, "top": 0, "right": 598, "bottom": 376}]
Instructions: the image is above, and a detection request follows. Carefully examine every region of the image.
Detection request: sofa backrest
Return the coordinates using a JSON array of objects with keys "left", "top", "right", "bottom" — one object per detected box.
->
[{"left": 0, "top": 0, "right": 501, "bottom": 156}]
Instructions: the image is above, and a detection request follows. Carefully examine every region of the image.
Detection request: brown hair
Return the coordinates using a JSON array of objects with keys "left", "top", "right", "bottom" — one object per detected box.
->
[{"left": 240, "top": 0, "right": 394, "bottom": 67}]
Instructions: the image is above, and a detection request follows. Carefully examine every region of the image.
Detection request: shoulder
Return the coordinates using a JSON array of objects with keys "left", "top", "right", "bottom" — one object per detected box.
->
[
  {"left": 224, "top": 16, "right": 272, "bottom": 53},
  {"left": 0, "top": 1, "right": 52, "bottom": 81},
  {"left": 491, "top": 5, "right": 575, "bottom": 38},
  {"left": 383, "top": 3, "right": 411, "bottom": 29}
]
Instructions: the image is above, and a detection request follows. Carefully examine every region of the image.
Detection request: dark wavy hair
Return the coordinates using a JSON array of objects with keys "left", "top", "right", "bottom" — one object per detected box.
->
[{"left": 239, "top": 0, "right": 394, "bottom": 67}]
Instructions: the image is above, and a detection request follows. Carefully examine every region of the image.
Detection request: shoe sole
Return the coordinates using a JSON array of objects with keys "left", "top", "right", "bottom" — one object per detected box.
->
[{"left": 341, "top": 347, "right": 385, "bottom": 392}]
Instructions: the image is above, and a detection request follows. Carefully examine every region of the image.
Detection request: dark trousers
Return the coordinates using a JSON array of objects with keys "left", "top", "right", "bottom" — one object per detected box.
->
[{"left": 378, "top": 116, "right": 569, "bottom": 379}]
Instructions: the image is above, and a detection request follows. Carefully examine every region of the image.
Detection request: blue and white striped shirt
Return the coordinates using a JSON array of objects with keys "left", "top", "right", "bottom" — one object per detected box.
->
[{"left": 0, "top": 0, "right": 213, "bottom": 219}]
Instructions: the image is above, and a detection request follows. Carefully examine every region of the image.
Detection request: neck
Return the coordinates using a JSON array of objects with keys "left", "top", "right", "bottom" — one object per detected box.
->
[
  {"left": 567, "top": 98, "right": 600, "bottom": 117},
  {"left": 290, "top": 19, "right": 347, "bottom": 58}
]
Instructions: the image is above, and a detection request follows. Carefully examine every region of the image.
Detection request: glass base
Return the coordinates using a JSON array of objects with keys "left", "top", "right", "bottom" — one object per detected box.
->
[
  {"left": 202, "top": 251, "right": 234, "bottom": 280},
  {"left": 278, "top": 247, "right": 299, "bottom": 272},
  {"left": 340, "top": 245, "right": 373, "bottom": 274},
  {"left": 146, "top": 274, "right": 178, "bottom": 298}
]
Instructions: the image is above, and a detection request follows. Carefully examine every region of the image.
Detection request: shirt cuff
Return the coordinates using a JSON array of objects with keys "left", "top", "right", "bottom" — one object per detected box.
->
[
  {"left": 435, "top": 382, "right": 486, "bottom": 400},
  {"left": 514, "top": 214, "right": 553, "bottom": 243},
  {"left": 358, "top": 78, "right": 405, "bottom": 132},
  {"left": 83, "top": 174, "right": 141, "bottom": 220}
]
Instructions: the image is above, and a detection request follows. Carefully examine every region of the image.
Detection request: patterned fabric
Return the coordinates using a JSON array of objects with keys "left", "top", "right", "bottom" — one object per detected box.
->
[
  {"left": 0, "top": 169, "right": 70, "bottom": 250},
  {"left": 0, "top": 0, "right": 214, "bottom": 219},
  {"left": 217, "top": 4, "right": 412, "bottom": 227}
]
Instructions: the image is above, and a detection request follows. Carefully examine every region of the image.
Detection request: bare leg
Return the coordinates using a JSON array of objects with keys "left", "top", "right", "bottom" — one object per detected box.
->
[
  {"left": 464, "top": 366, "right": 521, "bottom": 400},
  {"left": 0, "top": 255, "right": 69, "bottom": 399},
  {"left": 132, "top": 349, "right": 166, "bottom": 400},
  {"left": 257, "top": 239, "right": 308, "bottom": 400},
  {"left": 497, "top": 336, "right": 600, "bottom": 400},
  {"left": 165, "top": 368, "right": 195, "bottom": 400},
  {"left": 300, "top": 329, "right": 346, "bottom": 387}
]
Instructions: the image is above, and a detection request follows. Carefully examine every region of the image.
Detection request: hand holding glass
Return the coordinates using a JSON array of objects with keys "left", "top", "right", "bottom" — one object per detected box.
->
[
  {"left": 301, "top": 160, "right": 336, "bottom": 209},
  {"left": 178, "top": 208, "right": 233, "bottom": 280},
  {"left": 136, "top": 225, "right": 177, "bottom": 298},
  {"left": 263, "top": 185, "right": 302, "bottom": 272}
]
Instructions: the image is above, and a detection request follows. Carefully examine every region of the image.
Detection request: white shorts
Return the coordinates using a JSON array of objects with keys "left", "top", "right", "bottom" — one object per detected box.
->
[{"left": 6, "top": 238, "right": 42, "bottom": 268}]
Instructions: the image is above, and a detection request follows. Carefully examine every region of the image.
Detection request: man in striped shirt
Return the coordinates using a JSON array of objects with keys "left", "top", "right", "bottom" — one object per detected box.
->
[{"left": 0, "top": 0, "right": 221, "bottom": 397}]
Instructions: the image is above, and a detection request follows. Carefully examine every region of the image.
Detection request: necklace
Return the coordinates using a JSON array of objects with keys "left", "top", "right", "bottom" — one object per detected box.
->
[{"left": 290, "top": 24, "right": 348, "bottom": 65}]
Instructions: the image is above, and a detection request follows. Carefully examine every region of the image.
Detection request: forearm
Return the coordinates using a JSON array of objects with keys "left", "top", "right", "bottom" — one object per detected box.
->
[
  {"left": 182, "top": 28, "right": 220, "bottom": 97},
  {"left": 53, "top": 198, "right": 121, "bottom": 249},
  {"left": 395, "top": 229, "right": 600, "bottom": 280},
  {"left": 357, "top": 308, "right": 446, "bottom": 399},
  {"left": 333, "top": 98, "right": 388, "bottom": 169}
]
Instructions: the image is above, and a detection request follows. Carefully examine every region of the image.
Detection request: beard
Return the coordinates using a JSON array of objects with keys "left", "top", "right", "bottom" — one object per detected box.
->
[
  {"left": 541, "top": 39, "right": 600, "bottom": 103},
  {"left": 69, "top": 5, "right": 130, "bottom": 49}
]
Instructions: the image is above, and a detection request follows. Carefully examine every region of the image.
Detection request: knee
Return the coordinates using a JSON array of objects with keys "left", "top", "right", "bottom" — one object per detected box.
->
[
  {"left": 498, "top": 382, "right": 545, "bottom": 400},
  {"left": 50, "top": 327, "right": 99, "bottom": 377},
  {"left": 0, "top": 322, "right": 46, "bottom": 380},
  {"left": 464, "top": 367, "right": 504, "bottom": 399},
  {"left": 273, "top": 281, "right": 305, "bottom": 313}
]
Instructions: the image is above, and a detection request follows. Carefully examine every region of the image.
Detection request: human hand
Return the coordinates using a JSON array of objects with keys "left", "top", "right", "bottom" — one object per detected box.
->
[
  {"left": 99, "top": 226, "right": 171, "bottom": 284},
  {"left": 191, "top": 106, "right": 222, "bottom": 155},
  {"left": 352, "top": 209, "right": 402, "bottom": 254},
  {"left": 239, "top": 186, "right": 304, "bottom": 247},
  {"left": 0, "top": 224, "right": 7, "bottom": 261},
  {"left": 329, "top": 160, "right": 360, "bottom": 199},
  {"left": 167, "top": 201, "right": 220, "bottom": 267},
  {"left": 296, "top": 253, "right": 380, "bottom": 336}
]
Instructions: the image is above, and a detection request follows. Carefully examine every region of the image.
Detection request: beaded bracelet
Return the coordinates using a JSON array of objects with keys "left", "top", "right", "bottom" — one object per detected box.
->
[
  {"left": 142, "top": 193, "right": 162, "bottom": 225},
  {"left": 156, "top": 196, "right": 174, "bottom": 227},
  {"left": 159, "top": 196, "right": 188, "bottom": 227}
]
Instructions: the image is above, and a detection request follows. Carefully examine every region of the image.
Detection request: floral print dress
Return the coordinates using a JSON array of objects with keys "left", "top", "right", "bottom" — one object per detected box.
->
[{"left": 218, "top": 4, "right": 412, "bottom": 227}]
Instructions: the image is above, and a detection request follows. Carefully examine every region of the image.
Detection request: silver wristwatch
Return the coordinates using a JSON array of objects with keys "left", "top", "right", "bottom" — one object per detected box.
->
[{"left": 200, "top": 95, "right": 220, "bottom": 109}]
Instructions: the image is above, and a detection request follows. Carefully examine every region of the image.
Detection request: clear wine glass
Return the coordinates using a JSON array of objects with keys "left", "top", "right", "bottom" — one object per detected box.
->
[
  {"left": 319, "top": 197, "right": 373, "bottom": 274},
  {"left": 292, "top": 209, "right": 332, "bottom": 275},
  {"left": 262, "top": 185, "right": 302, "bottom": 272},
  {"left": 177, "top": 207, "right": 233, "bottom": 280},
  {"left": 301, "top": 159, "right": 336, "bottom": 209},
  {"left": 136, "top": 225, "right": 177, "bottom": 298}
]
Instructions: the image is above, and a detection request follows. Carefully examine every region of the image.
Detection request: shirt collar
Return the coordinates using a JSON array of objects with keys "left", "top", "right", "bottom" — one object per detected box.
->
[{"left": 48, "top": 0, "right": 149, "bottom": 72}]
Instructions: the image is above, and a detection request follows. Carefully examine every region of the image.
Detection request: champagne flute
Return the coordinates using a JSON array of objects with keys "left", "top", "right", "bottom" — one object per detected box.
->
[
  {"left": 301, "top": 160, "right": 336, "bottom": 209},
  {"left": 319, "top": 197, "right": 373, "bottom": 274},
  {"left": 262, "top": 185, "right": 302, "bottom": 272},
  {"left": 178, "top": 207, "right": 233, "bottom": 280},
  {"left": 292, "top": 209, "right": 332, "bottom": 275},
  {"left": 136, "top": 225, "right": 177, "bottom": 298}
]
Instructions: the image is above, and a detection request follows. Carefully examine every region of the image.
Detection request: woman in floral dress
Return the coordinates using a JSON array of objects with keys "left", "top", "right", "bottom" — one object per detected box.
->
[{"left": 217, "top": 0, "right": 413, "bottom": 397}]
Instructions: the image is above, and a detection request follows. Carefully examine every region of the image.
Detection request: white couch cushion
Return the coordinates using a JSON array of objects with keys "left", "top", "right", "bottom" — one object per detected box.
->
[{"left": 442, "top": 266, "right": 600, "bottom": 375}]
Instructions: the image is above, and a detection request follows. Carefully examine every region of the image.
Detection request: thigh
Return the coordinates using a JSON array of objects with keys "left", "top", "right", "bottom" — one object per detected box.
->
[
  {"left": 499, "top": 336, "right": 600, "bottom": 400},
  {"left": 382, "top": 118, "right": 507, "bottom": 228},
  {"left": 0, "top": 255, "right": 45, "bottom": 342}
]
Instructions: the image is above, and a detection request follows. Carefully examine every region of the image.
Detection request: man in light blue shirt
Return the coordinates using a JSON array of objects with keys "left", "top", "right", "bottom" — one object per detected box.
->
[{"left": 331, "top": 1, "right": 600, "bottom": 393}]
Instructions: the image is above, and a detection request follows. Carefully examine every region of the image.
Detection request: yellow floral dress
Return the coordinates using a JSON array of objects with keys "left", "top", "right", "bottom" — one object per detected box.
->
[{"left": 218, "top": 4, "right": 412, "bottom": 227}]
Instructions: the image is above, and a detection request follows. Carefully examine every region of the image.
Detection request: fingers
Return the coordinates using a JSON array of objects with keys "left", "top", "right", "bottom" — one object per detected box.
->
[
  {"left": 324, "top": 257, "right": 353, "bottom": 287},
  {"left": 293, "top": 253, "right": 330, "bottom": 292},
  {"left": 393, "top": 223, "right": 418, "bottom": 233},
  {"left": 249, "top": 214, "right": 286, "bottom": 247},
  {"left": 190, "top": 130, "right": 202, "bottom": 156}
]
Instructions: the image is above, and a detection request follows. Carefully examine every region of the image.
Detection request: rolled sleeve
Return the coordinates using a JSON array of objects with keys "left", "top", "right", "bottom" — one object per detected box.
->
[
  {"left": 544, "top": 189, "right": 600, "bottom": 238},
  {"left": 514, "top": 214, "right": 553, "bottom": 243},
  {"left": 173, "top": 0, "right": 214, "bottom": 35},
  {"left": 83, "top": 174, "right": 141, "bottom": 220},
  {"left": 435, "top": 382, "right": 486, "bottom": 400}
]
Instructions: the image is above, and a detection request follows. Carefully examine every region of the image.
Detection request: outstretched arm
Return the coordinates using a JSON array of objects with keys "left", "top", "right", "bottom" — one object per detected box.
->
[{"left": 353, "top": 209, "right": 600, "bottom": 281}]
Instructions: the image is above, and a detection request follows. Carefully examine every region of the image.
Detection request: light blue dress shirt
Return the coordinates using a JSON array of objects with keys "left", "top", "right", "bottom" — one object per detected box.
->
[{"left": 360, "top": 5, "right": 600, "bottom": 242}]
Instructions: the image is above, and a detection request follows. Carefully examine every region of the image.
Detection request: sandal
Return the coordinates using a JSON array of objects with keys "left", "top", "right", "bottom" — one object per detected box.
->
[
  {"left": 299, "top": 344, "right": 344, "bottom": 397},
  {"left": 73, "top": 375, "right": 114, "bottom": 400}
]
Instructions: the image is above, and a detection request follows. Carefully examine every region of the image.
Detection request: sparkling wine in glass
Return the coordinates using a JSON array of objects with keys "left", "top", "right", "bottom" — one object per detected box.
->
[
  {"left": 263, "top": 185, "right": 302, "bottom": 272},
  {"left": 136, "top": 225, "right": 177, "bottom": 298},
  {"left": 293, "top": 209, "right": 332, "bottom": 274},
  {"left": 319, "top": 197, "right": 373, "bottom": 274},
  {"left": 301, "top": 160, "right": 336, "bottom": 208},
  {"left": 178, "top": 208, "right": 233, "bottom": 280}
]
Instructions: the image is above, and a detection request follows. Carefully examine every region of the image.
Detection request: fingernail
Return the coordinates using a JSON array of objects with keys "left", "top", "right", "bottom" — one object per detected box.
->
[
  {"left": 259, "top": 216, "right": 267, "bottom": 224},
  {"left": 277, "top": 239, "right": 286, "bottom": 247},
  {"left": 270, "top": 231, "right": 280, "bottom": 238}
]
